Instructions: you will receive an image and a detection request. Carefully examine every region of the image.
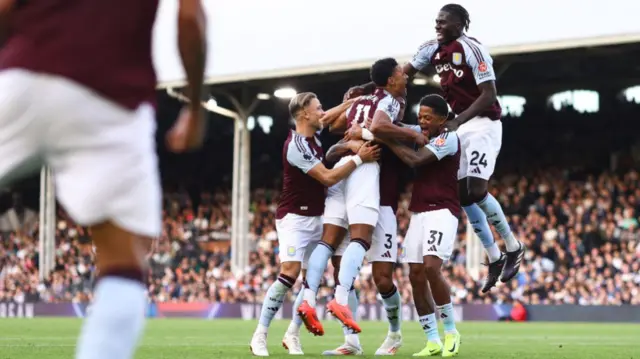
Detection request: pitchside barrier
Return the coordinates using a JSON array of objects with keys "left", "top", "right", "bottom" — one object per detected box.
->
[{"left": 1, "top": 301, "right": 639, "bottom": 322}]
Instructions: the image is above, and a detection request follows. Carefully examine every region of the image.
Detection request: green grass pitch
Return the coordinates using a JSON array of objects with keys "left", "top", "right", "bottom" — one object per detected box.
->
[{"left": 0, "top": 318, "right": 636, "bottom": 358}]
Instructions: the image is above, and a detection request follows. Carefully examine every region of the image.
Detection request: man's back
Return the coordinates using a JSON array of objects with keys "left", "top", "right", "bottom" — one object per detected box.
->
[{"left": 0, "top": 0, "right": 159, "bottom": 109}]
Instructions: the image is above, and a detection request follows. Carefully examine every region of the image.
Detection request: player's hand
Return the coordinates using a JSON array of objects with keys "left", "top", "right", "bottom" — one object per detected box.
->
[
  {"left": 346, "top": 139, "right": 365, "bottom": 153},
  {"left": 357, "top": 142, "right": 381, "bottom": 162},
  {"left": 344, "top": 126, "right": 363, "bottom": 141},
  {"left": 343, "top": 86, "right": 365, "bottom": 102},
  {"left": 166, "top": 106, "right": 206, "bottom": 153},
  {"left": 414, "top": 132, "right": 429, "bottom": 147}
]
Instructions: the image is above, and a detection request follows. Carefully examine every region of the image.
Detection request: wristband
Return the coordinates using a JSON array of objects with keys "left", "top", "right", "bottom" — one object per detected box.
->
[
  {"left": 362, "top": 128, "right": 374, "bottom": 141},
  {"left": 352, "top": 155, "right": 363, "bottom": 166}
]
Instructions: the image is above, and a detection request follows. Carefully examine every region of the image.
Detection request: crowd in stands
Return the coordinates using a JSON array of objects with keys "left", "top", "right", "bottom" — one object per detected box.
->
[{"left": 1, "top": 166, "right": 639, "bottom": 306}]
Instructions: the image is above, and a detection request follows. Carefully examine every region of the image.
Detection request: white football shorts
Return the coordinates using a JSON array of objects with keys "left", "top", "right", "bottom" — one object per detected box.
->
[
  {"left": 275, "top": 213, "right": 322, "bottom": 269},
  {"left": 334, "top": 206, "right": 397, "bottom": 263},
  {"left": 456, "top": 116, "right": 502, "bottom": 181},
  {"left": 0, "top": 69, "right": 161, "bottom": 237},
  {"left": 322, "top": 155, "right": 380, "bottom": 228},
  {"left": 403, "top": 208, "right": 459, "bottom": 263}
]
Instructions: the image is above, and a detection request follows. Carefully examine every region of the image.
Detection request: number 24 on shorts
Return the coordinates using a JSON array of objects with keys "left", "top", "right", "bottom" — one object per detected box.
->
[{"left": 470, "top": 151, "right": 488, "bottom": 167}]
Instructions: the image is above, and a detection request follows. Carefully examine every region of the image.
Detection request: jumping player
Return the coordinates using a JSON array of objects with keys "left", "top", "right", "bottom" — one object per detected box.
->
[
  {"left": 380, "top": 95, "right": 462, "bottom": 357},
  {"left": 0, "top": 1, "right": 207, "bottom": 359},
  {"left": 249, "top": 92, "right": 380, "bottom": 357},
  {"left": 346, "top": 3, "right": 525, "bottom": 293},
  {"left": 298, "top": 58, "right": 424, "bottom": 352}
]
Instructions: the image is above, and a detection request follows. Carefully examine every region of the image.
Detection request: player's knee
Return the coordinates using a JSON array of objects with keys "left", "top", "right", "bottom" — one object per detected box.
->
[
  {"left": 467, "top": 179, "right": 489, "bottom": 203},
  {"left": 409, "top": 265, "right": 425, "bottom": 285},
  {"left": 91, "top": 222, "right": 149, "bottom": 284},
  {"left": 280, "top": 261, "right": 302, "bottom": 279},
  {"left": 423, "top": 257, "right": 443, "bottom": 279},
  {"left": 373, "top": 271, "right": 393, "bottom": 294}
]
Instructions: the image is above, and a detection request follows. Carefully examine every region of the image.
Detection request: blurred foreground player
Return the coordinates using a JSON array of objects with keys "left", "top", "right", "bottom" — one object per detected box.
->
[
  {"left": 0, "top": 1, "right": 207, "bottom": 359},
  {"left": 346, "top": 4, "right": 524, "bottom": 293},
  {"left": 249, "top": 93, "right": 380, "bottom": 357},
  {"left": 381, "top": 95, "right": 462, "bottom": 356}
]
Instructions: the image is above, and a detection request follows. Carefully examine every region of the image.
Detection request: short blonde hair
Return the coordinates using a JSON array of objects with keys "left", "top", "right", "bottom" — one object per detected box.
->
[{"left": 288, "top": 92, "right": 317, "bottom": 119}]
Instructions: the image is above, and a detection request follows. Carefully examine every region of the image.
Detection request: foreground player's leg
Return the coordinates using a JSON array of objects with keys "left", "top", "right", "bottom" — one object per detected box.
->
[
  {"left": 323, "top": 258, "right": 363, "bottom": 356},
  {"left": 474, "top": 189, "right": 524, "bottom": 282},
  {"left": 298, "top": 224, "right": 347, "bottom": 336},
  {"left": 75, "top": 222, "right": 149, "bottom": 359},
  {"left": 329, "top": 222, "right": 375, "bottom": 333},
  {"left": 408, "top": 264, "right": 442, "bottom": 357},
  {"left": 373, "top": 261, "right": 402, "bottom": 355},
  {"left": 283, "top": 281, "right": 305, "bottom": 355},
  {"left": 459, "top": 179, "right": 504, "bottom": 292},
  {"left": 251, "top": 262, "right": 300, "bottom": 356},
  {"left": 423, "top": 256, "right": 460, "bottom": 358}
]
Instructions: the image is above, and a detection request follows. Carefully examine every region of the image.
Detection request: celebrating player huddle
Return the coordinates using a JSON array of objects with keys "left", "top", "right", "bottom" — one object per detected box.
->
[{"left": 251, "top": 3, "right": 525, "bottom": 357}]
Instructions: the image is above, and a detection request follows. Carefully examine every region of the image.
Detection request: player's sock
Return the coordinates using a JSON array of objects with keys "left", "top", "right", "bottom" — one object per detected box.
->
[
  {"left": 380, "top": 285, "right": 401, "bottom": 333},
  {"left": 477, "top": 194, "right": 521, "bottom": 252},
  {"left": 287, "top": 288, "right": 305, "bottom": 335},
  {"left": 343, "top": 288, "right": 361, "bottom": 346},
  {"left": 336, "top": 239, "right": 369, "bottom": 305},
  {"left": 75, "top": 273, "right": 146, "bottom": 359},
  {"left": 462, "top": 203, "right": 502, "bottom": 262},
  {"left": 256, "top": 273, "right": 294, "bottom": 333},
  {"left": 303, "top": 242, "right": 333, "bottom": 304},
  {"left": 437, "top": 303, "right": 457, "bottom": 334},
  {"left": 418, "top": 313, "right": 440, "bottom": 342}
]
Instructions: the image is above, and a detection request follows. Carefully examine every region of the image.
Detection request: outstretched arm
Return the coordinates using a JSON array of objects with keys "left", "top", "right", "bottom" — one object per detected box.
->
[
  {"left": 343, "top": 41, "right": 438, "bottom": 99},
  {"left": 380, "top": 132, "right": 459, "bottom": 168},
  {"left": 383, "top": 140, "right": 438, "bottom": 168},
  {"left": 320, "top": 98, "right": 357, "bottom": 131},
  {"left": 325, "top": 139, "right": 364, "bottom": 164},
  {"left": 307, "top": 143, "right": 380, "bottom": 187},
  {"left": 369, "top": 98, "right": 426, "bottom": 145},
  {"left": 449, "top": 81, "right": 497, "bottom": 128}
]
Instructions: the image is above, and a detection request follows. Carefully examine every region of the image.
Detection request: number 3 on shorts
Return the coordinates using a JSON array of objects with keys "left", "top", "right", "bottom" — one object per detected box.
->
[{"left": 384, "top": 234, "right": 392, "bottom": 249}]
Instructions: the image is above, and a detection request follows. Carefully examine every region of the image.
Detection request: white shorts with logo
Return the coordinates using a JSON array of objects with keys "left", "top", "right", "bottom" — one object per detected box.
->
[
  {"left": 402, "top": 209, "right": 459, "bottom": 263},
  {"left": 0, "top": 69, "right": 161, "bottom": 237},
  {"left": 275, "top": 213, "right": 322, "bottom": 269},
  {"left": 323, "top": 155, "right": 380, "bottom": 227},
  {"left": 456, "top": 116, "right": 502, "bottom": 180},
  {"left": 334, "top": 206, "right": 397, "bottom": 263}
]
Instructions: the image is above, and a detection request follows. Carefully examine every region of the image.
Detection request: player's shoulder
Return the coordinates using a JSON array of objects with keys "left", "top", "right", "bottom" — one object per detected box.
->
[
  {"left": 417, "top": 39, "right": 439, "bottom": 51},
  {"left": 430, "top": 131, "right": 460, "bottom": 151},
  {"left": 455, "top": 35, "right": 491, "bottom": 60}
]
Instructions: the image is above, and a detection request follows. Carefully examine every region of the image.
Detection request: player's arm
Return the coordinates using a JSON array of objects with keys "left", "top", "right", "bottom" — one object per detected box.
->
[
  {"left": 325, "top": 139, "right": 364, "bottom": 163},
  {"left": 344, "top": 41, "right": 437, "bottom": 99},
  {"left": 381, "top": 132, "right": 458, "bottom": 168},
  {"left": 320, "top": 98, "right": 357, "bottom": 133},
  {"left": 450, "top": 42, "right": 498, "bottom": 128},
  {"left": 305, "top": 143, "right": 380, "bottom": 187},
  {"left": 178, "top": 0, "right": 207, "bottom": 106},
  {"left": 370, "top": 98, "right": 426, "bottom": 145}
]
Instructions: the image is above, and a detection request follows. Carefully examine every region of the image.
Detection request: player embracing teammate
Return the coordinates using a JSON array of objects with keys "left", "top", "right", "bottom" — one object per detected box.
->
[{"left": 348, "top": 3, "right": 525, "bottom": 294}]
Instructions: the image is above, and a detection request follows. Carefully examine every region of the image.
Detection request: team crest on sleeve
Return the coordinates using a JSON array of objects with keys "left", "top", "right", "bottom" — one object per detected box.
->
[
  {"left": 287, "top": 246, "right": 296, "bottom": 257},
  {"left": 452, "top": 52, "right": 462, "bottom": 65}
]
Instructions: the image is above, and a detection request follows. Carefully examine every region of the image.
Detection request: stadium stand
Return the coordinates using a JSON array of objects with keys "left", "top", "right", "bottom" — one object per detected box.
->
[{"left": 1, "top": 106, "right": 638, "bottom": 306}]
